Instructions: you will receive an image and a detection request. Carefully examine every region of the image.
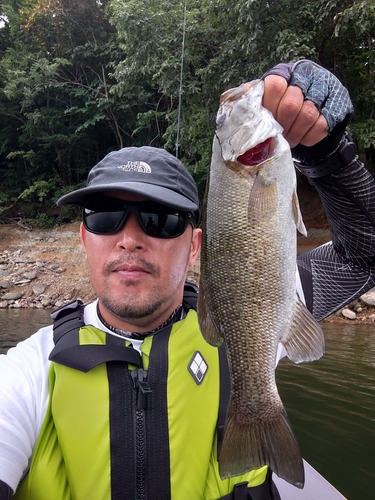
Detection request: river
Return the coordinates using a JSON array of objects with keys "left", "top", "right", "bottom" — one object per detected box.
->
[{"left": 0, "top": 310, "right": 374, "bottom": 499}]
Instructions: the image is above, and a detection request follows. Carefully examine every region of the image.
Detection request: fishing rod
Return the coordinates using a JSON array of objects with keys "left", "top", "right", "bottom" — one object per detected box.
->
[{"left": 176, "top": 0, "right": 187, "bottom": 158}]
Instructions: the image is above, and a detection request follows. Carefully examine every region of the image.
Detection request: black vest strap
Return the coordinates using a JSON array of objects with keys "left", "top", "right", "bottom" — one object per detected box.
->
[
  {"left": 49, "top": 299, "right": 142, "bottom": 371},
  {"left": 182, "top": 281, "right": 199, "bottom": 310},
  {"left": 217, "top": 469, "right": 281, "bottom": 500},
  {"left": 0, "top": 479, "right": 12, "bottom": 500},
  {"left": 49, "top": 344, "right": 142, "bottom": 372},
  {"left": 217, "top": 342, "right": 231, "bottom": 457}
]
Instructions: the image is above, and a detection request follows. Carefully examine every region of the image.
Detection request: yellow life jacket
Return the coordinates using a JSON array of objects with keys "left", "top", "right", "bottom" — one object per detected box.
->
[{"left": 15, "top": 294, "right": 268, "bottom": 500}]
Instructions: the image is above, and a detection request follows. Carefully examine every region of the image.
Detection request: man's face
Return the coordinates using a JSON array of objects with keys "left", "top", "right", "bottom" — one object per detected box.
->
[{"left": 80, "top": 192, "right": 202, "bottom": 332}]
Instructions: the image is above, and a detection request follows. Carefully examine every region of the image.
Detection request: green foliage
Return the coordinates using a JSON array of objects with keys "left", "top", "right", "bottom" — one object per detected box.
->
[
  {"left": 0, "top": 0, "right": 375, "bottom": 222},
  {"left": 350, "top": 120, "right": 375, "bottom": 151},
  {"left": 31, "top": 212, "right": 59, "bottom": 228},
  {"left": 18, "top": 179, "right": 57, "bottom": 202}
]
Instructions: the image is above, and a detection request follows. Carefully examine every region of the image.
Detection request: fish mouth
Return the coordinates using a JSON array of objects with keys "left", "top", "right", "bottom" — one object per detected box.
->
[{"left": 237, "top": 137, "right": 274, "bottom": 166}]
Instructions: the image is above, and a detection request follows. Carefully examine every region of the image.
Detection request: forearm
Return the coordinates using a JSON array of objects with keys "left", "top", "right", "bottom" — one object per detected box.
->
[
  {"left": 299, "top": 132, "right": 375, "bottom": 267},
  {"left": 297, "top": 133, "right": 375, "bottom": 320},
  {"left": 0, "top": 330, "right": 52, "bottom": 492}
]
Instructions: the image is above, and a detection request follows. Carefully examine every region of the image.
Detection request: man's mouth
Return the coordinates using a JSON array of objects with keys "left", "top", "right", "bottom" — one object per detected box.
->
[
  {"left": 113, "top": 263, "right": 150, "bottom": 280},
  {"left": 104, "top": 257, "right": 158, "bottom": 281}
]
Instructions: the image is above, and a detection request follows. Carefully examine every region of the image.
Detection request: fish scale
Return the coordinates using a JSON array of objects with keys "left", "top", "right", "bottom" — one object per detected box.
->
[{"left": 198, "top": 80, "right": 325, "bottom": 489}]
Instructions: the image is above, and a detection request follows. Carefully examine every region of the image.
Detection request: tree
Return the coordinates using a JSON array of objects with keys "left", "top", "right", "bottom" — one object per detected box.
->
[{"left": 1, "top": 0, "right": 375, "bottom": 220}]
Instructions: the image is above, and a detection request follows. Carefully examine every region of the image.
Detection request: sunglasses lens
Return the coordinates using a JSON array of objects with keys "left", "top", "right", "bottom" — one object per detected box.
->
[
  {"left": 140, "top": 204, "right": 187, "bottom": 238},
  {"left": 83, "top": 200, "right": 189, "bottom": 238},
  {"left": 83, "top": 200, "right": 124, "bottom": 234}
]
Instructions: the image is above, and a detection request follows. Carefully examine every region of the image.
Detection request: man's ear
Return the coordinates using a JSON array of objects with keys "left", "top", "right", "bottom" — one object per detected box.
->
[
  {"left": 189, "top": 228, "right": 202, "bottom": 267},
  {"left": 80, "top": 222, "right": 87, "bottom": 257}
]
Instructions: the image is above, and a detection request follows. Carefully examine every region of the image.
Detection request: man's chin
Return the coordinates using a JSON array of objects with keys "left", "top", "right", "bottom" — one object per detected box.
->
[{"left": 101, "top": 296, "right": 162, "bottom": 324}]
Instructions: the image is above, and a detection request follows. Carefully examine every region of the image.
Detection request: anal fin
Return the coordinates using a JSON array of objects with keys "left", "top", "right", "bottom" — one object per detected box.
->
[{"left": 281, "top": 295, "right": 325, "bottom": 363}]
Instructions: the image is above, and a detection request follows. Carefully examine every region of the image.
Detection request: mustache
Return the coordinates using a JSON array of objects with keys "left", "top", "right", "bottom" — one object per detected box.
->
[{"left": 104, "top": 255, "right": 160, "bottom": 276}]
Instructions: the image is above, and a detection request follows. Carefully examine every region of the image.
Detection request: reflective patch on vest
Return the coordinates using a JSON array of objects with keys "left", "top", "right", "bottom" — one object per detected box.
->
[{"left": 188, "top": 351, "right": 208, "bottom": 385}]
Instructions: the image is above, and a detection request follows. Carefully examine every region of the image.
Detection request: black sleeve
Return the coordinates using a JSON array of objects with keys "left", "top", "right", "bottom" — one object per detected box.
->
[
  {"left": 0, "top": 480, "right": 12, "bottom": 500},
  {"left": 297, "top": 133, "right": 375, "bottom": 321}
]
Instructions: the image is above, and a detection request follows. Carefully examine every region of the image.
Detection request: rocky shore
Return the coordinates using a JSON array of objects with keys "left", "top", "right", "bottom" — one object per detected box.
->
[
  {"left": 0, "top": 221, "right": 95, "bottom": 310},
  {"left": 0, "top": 221, "right": 374, "bottom": 323}
]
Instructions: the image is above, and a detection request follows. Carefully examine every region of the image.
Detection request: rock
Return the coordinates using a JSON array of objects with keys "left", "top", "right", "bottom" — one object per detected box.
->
[
  {"left": 0, "top": 280, "right": 12, "bottom": 289},
  {"left": 40, "top": 296, "right": 51, "bottom": 307},
  {"left": 1, "top": 292, "right": 23, "bottom": 300},
  {"left": 0, "top": 301, "right": 8, "bottom": 308},
  {"left": 360, "top": 287, "right": 375, "bottom": 306},
  {"left": 23, "top": 270, "right": 38, "bottom": 280},
  {"left": 33, "top": 283, "right": 48, "bottom": 296},
  {"left": 342, "top": 308, "right": 357, "bottom": 320},
  {"left": 14, "top": 279, "right": 31, "bottom": 285}
]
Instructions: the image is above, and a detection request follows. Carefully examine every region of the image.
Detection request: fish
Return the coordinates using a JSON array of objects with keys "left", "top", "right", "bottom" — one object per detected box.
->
[{"left": 197, "top": 79, "right": 325, "bottom": 488}]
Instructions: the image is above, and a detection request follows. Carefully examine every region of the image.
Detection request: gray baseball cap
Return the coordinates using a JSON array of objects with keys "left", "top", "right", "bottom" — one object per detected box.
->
[{"left": 57, "top": 146, "right": 200, "bottom": 216}]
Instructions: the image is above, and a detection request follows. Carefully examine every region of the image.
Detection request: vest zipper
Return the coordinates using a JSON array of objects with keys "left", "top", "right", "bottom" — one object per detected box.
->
[{"left": 131, "top": 368, "right": 152, "bottom": 500}]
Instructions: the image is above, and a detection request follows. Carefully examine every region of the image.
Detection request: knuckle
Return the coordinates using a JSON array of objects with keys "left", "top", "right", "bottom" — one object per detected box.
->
[
  {"left": 263, "top": 75, "right": 287, "bottom": 97},
  {"left": 300, "top": 101, "right": 320, "bottom": 122},
  {"left": 279, "top": 98, "right": 302, "bottom": 117}
]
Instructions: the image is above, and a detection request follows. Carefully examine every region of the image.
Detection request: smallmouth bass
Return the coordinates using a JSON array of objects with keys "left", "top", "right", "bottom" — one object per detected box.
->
[{"left": 197, "top": 80, "right": 325, "bottom": 488}]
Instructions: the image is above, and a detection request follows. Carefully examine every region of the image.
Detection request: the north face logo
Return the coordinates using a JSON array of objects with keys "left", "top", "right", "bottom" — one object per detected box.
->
[{"left": 117, "top": 161, "right": 152, "bottom": 173}]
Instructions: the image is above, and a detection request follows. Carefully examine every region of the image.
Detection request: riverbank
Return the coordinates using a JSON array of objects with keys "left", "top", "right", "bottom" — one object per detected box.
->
[{"left": 0, "top": 220, "right": 374, "bottom": 323}]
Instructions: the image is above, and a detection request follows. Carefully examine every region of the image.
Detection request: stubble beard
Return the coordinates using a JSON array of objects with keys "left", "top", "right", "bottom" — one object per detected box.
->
[
  {"left": 96, "top": 249, "right": 191, "bottom": 328},
  {"left": 101, "top": 290, "right": 164, "bottom": 323},
  {"left": 98, "top": 255, "right": 173, "bottom": 327}
]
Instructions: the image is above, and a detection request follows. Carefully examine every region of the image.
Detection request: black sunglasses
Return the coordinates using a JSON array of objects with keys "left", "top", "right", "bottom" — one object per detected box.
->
[{"left": 82, "top": 198, "right": 195, "bottom": 238}]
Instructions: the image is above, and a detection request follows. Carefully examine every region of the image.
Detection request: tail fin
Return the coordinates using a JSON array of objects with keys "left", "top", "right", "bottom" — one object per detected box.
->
[{"left": 218, "top": 405, "right": 305, "bottom": 488}]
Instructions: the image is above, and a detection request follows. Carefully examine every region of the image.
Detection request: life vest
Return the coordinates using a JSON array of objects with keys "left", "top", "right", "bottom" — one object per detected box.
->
[{"left": 14, "top": 283, "right": 274, "bottom": 500}]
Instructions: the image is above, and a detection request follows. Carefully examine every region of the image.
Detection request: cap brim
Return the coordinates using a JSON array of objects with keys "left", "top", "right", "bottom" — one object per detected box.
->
[{"left": 57, "top": 182, "right": 199, "bottom": 212}]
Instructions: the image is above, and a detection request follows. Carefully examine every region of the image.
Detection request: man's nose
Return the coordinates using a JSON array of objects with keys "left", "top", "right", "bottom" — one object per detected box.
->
[{"left": 115, "top": 212, "right": 147, "bottom": 250}]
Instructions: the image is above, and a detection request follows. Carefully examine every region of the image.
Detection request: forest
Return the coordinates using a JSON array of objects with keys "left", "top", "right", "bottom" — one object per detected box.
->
[{"left": 0, "top": 0, "right": 375, "bottom": 224}]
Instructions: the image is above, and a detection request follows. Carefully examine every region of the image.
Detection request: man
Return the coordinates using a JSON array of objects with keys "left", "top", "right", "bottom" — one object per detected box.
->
[{"left": 1, "top": 60, "right": 375, "bottom": 499}]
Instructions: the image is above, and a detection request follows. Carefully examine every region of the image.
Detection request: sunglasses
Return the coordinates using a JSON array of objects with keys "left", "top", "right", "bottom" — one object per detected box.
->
[{"left": 82, "top": 198, "right": 195, "bottom": 238}]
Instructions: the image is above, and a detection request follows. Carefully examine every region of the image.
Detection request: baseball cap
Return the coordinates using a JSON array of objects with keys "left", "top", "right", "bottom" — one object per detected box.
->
[{"left": 57, "top": 146, "right": 200, "bottom": 218}]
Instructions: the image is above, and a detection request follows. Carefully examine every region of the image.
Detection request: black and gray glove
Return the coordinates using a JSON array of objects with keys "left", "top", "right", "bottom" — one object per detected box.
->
[{"left": 263, "top": 60, "right": 356, "bottom": 174}]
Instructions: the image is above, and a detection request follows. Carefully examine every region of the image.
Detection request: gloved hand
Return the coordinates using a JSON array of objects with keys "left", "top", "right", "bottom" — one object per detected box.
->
[{"left": 262, "top": 59, "right": 354, "bottom": 163}]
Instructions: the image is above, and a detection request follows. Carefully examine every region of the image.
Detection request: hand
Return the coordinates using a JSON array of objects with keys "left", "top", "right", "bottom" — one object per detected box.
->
[
  {"left": 263, "top": 74, "right": 327, "bottom": 148},
  {"left": 262, "top": 60, "right": 354, "bottom": 151}
]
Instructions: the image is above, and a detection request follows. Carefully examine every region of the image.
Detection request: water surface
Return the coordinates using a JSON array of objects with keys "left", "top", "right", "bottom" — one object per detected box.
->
[
  {"left": 277, "top": 322, "right": 375, "bottom": 499},
  {"left": 0, "top": 308, "right": 52, "bottom": 352}
]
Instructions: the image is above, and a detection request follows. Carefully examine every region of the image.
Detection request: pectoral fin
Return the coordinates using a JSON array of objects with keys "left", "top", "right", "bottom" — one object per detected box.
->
[
  {"left": 248, "top": 171, "right": 277, "bottom": 220},
  {"left": 197, "top": 279, "right": 223, "bottom": 347},
  {"left": 292, "top": 189, "right": 307, "bottom": 236},
  {"left": 280, "top": 295, "right": 325, "bottom": 363}
]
